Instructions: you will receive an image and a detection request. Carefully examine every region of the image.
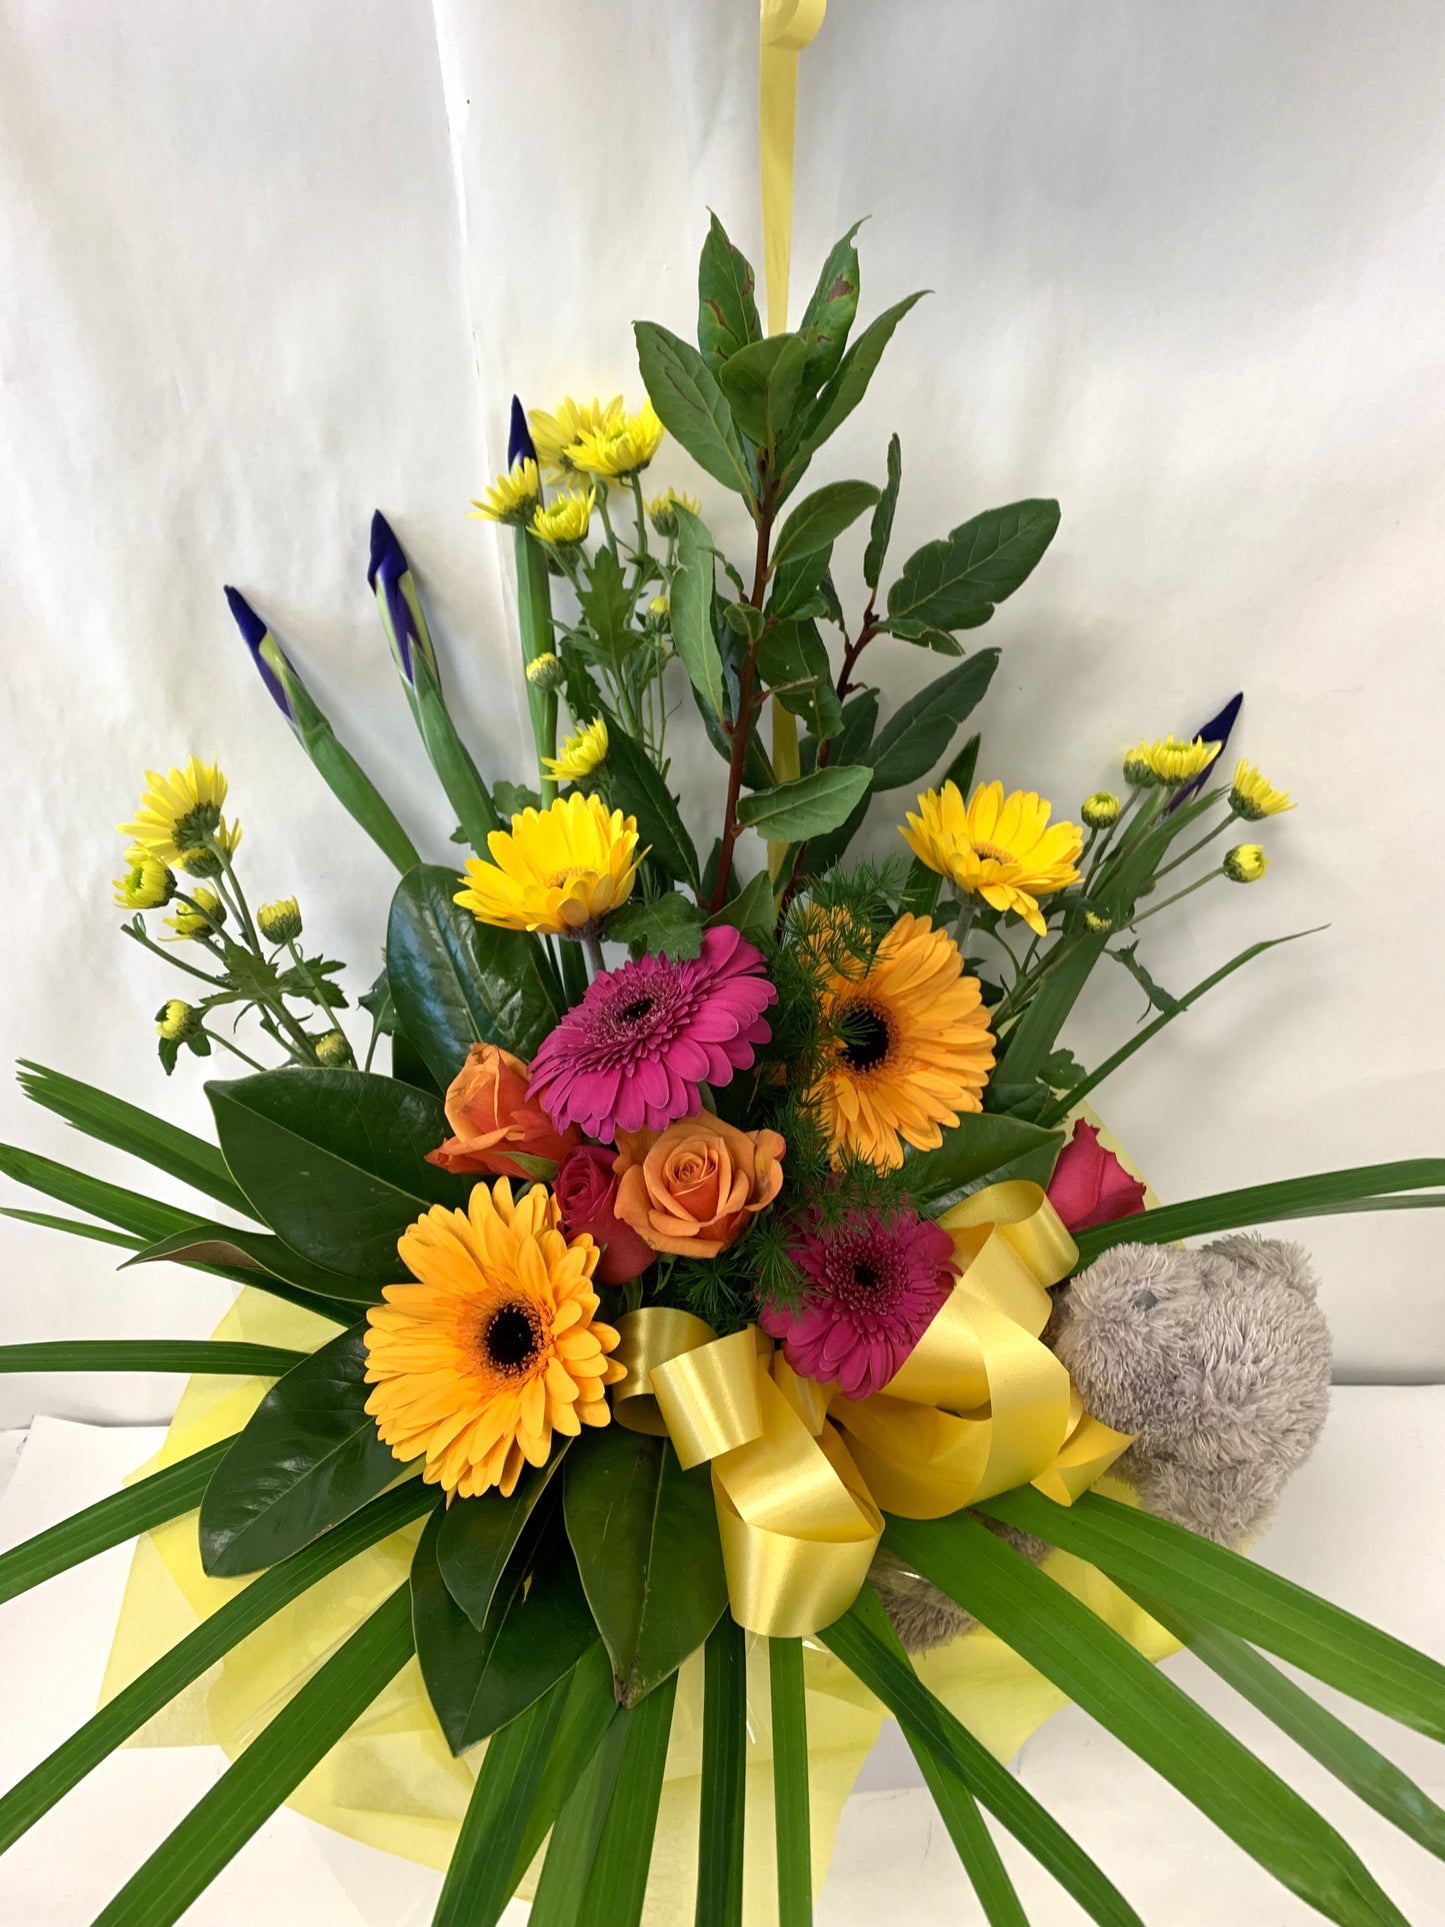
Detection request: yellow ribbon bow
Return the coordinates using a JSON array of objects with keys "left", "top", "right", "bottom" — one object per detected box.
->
[{"left": 611, "top": 1182, "right": 1133, "bottom": 1636}]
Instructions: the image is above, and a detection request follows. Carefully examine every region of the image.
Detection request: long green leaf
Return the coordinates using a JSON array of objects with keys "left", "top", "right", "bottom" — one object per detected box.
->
[
  {"left": 868, "top": 651, "right": 999, "bottom": 792},
  {"left": 506, "top": 1644, "right": 622, "bottom": 1895},
  {"left": 90, "top": 1584, "right": 415, "bottom": 1927},
  {"left": 1037, "top": 930, "right": 1324, "bottom": 1128},
  {"left": 697, "top": 212, "right": 763, "bottom": 378},
  {"left": 863, "top": 432, "right": 902, "bottom": 589},
  {"left": 16, "top": 1061, "right": 255, "bottom": 1218},
  {"left": 529, "top": 1709, "right": 634, "bottom": 1925},
  {"left": 0, "top": 1482, "right": 436, "bottom": 1855},
  {"left": 901, "top": 1111, "right": 1064, "bottom": 1209},
  {"left": 578, "top": 1670, "right": 679, "bottom": 1927},
  {"left": 820, "top": 1602, "right": 1143, "bottom": 1927},
  {"left": 736, "top": 765, "right": 874, "bottom": 841},
  {"left": 123, "top": 1221, "right": 365, "bottom": 1320},
  {"left": 887, "top": 1510, "right": 1409, "bottom": 1927},
  {"left": 0, "top": 1438, "right": 231, "bottom": 1607},
  {"left": 886, "top": 499, "right": 1061, "bottom": 630},
  {"left": 438, "top": 1447, "right": 569, "bottom": 1628},
  {"left": 605, "top": 724, "right": 702, "bottom": 891},
  {"left": 770, "top": 480, "right": 879, "bottom": 569},
  {"left": 769, "top": 1637, "right": 813, "bottom": 1927},
  {"left": 793, "top": 220, "right": 863, "bottom": 396},
  {"left": 0, "top": 1208, "right": 140, "bottom": 1250},
  {"left": 0, "top": 1341, "right": 304, "bottom": 1376},
  {"left": 199, "top": 1326, "right": 408, "bottom": 1577},
  {"left": 412, "top": 653, "right": 503, "bottom": 849},
  {"left": 0, "top": 1143, "right": 197, "bottom": 1244},
  {"left": 431, "top": 1667, "right": 573, "bottom": 1927},
  {"left": 1129, "top": 1588, "right": 1445, "bottom": 1864},
  {"left": 781, "top": 293, "right": 926, "bottom": 492},
  {"left": 634, "top": 322, "right": 756, "bottom": 505},
  {"left": 981, "top": 1487, "right": 1445, "bottom": 1745},
  {"left": 672, "top": 504, "right": 728, "bottom": 720},
  {"left": 697, "top": 1615, "right": 747, "bottom": 1927},
  {"left": 1071, "top": 1158, "right": 1445, "bottom": 1267}
]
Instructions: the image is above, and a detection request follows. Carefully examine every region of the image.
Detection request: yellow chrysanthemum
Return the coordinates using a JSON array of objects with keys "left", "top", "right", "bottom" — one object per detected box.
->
[
  {"left": 542, "top": 716, "right": 608, "bottom": 785},
  {"left": 529, "top": 396, "right": 624, "bottom": 479},
  {"left": 163, "top": 886, "right": 224, "bottom": 940},
  {"left": 532, "top": 488, "right": 596, "bottom": 547},
  {"left": 118, "top": 758, "right": 241, "bottom": 868},
  {"left": 1224, "top": 843, "right": 1268, "bottom": 883},
  {"left": 364, "top": 1178, "right": 625, "bottom": 1500},
  {"left": 468, "top": 458, "right": 541, "bottom": 525},
  {"left": 568, "top": 401, "right": 665, "bottom": 480},
  {"left": 806, "top": 912, "right": 996, "bottom": 1172},
  {"left": 900, "top": 781, "right": 1084, "bottom": 938},
  {"left": 1123, "top": 734, "right": 1221, "bottom": 789},
  {"left": 113, "top": 847, "right": 174, "bottom": 911},
  {"left": 1230, "top": 759, "right": 1294, "bottom": 821},
  {"left": 456, "top": 791, "right": 644, "bottom": 935},
  {"left": 646, "top": 487, "right": 700, "bottom": 534}
]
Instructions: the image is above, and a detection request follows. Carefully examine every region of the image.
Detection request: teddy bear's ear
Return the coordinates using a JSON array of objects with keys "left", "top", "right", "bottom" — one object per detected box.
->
[{"left": 1205, "top": 1233, "right": 1322, "bottom": 1302}]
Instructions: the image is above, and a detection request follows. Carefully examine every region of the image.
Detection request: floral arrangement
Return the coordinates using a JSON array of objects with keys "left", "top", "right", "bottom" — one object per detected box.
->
[{"left": 2, "top": 212, "right": 1443, "bottom": 1927}]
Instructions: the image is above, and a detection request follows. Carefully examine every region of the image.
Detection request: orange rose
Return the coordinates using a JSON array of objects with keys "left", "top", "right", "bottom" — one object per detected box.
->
[
  {"left": 612, "top": 1112, "right": 785, "bottom": 1258},
  {"left": 426, "top": 1043, "right": 579, "bottom": 1179}
]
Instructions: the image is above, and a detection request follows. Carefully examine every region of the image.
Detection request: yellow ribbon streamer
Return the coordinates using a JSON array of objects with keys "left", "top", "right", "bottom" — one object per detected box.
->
[{"left": 612, "top": 1182, "right": 1134, "bottom": 1634}]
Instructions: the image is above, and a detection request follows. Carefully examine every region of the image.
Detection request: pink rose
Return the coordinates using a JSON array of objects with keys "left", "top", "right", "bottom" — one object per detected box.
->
[
  {"left": 555, "top": 1144, "right": 655, "bottom": 1286},
  {"left": 1046, "top": 1121, "right": 1147, "bottom": 1234}
]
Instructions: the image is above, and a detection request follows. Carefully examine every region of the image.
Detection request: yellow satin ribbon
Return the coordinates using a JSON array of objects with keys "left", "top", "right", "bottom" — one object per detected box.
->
[{"left": 611, "top": 1182, "right": 1134, "bottom": 1635}]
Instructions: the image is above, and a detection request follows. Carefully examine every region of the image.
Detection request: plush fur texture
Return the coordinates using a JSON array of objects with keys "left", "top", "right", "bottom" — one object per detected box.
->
[{"left": 872, "top": 1233, "right": 1332, "bottom": 1652}]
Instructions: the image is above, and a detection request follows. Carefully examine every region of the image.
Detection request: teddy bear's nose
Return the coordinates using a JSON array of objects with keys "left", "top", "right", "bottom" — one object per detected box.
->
[{"left": 1132, "top": 1288, "right": 1159, "bottom": 1309}]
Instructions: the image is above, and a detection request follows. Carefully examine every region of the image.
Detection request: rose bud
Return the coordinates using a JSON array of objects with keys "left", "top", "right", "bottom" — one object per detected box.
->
[
  {"left": 613, "top": 1113, "right": 785, "bottom": 1259},
  {"left": 555, "top": 1144, "right": 654, "bottom": 1286},
  {"left": 1046, "top": 1120, "right": 1147, "bottom": 1234},
  {"left": 426, "top": 1042, "right": 578, "bottom": 1179}
]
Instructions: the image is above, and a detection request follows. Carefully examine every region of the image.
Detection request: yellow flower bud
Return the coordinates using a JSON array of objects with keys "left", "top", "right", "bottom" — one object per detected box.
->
[
  {"left": 1081, "top": 791, "right": 1120, "bottom": 829},
  {"left": 258, "top": 896, "right": 302, "bottom": 944},
  {"left": 1229, "top": 760, "right": 1295, "bottom": 821},
  {"left": 315, "top": 1030, "right": 352, "bottom": 1066},
  {"left": 532, "top": 489, "right": 595, "bottom": 547},
  {"left": 113, "top": 852, "right": 175, "bottom": 911},
  {"left": 646, "top": 488, "right": 700, "bottom": 537},
  {"left": 164, "top": 887, "right": 224, "bottom": 940},
  {"left": 1083, "top": 910, "right": 1114, "bottom": 932},
  {"left": 1223, "top": 843, "right": 1268, "bottom": 884},
  {"left": 525, "top": 651, "right": 566, "bottom": 692},
  {"left": 156, "top": 1000, "right": 201, "bottom": 1042},
  {"left": 647, "top": 593, "right": 671, "bottom": 623}
]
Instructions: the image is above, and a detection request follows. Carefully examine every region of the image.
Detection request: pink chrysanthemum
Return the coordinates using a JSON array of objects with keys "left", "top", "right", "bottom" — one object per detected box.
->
[
  {"left": 761, "top": 1210, "right": 957, "bottom": 1400},
  {"left": 528, "top": 924, "right": 777, "bottom": 1141}
]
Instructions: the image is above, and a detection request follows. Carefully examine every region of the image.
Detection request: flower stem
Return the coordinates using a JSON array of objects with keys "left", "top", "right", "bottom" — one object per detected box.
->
[
  {"left": 709, "top": 501, "right": 775, "bottom": 914},
  {"left": 1152, "top": 813, "right": 1231, "bottom": 880},
  {"left": 1125, "top": 871, "right": 1219, "bottom": 927},
  {"left": 581, "top": 930, "right": 606, "bottom": 980},
  {"left": 201, "top": 1028, "right": 268, "bottom": 1072}
]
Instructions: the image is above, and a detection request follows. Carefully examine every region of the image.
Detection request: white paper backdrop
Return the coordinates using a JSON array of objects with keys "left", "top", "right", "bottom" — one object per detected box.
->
[{"left": 3, "top": 0, "right": 1444, "bottom": 1429}]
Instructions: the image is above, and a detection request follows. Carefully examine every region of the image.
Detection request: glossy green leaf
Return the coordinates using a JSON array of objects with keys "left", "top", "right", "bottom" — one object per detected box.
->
[
  {"left": 198, "top": 1326, "right": 407, "bottom": 1577},
  {"left": 886, "top": 1510, "right": 1409, "bottom": 1927},
  {"left": 768, "top": 541, "right": 835, "bottom": 620},
  {"left": 564, "top": 1426, "right": 727, "bottom": 1706},
  {"left": 782, "top": 292, "right": 927, "bottom": 491},
  {"left": 707, "top": 868, "right": 777, "bottom": 945},
  {"left": 431, "top": 1665, "right": 574, "bottom": 1927},
  {"left": 124, "top": 1220, "right": 367, "bottom": 1315},
  {"left": 886, "top": 500, "right": 1061, "bottom": 629},
  {"left": 0, "top": 1481, "right": 435, "bottom": 1857},
  {"left": 386, "top": 864, "right": 560, "bottom": 1087},
  {"left": 697, "top": 1615, "right": 748, "bottom": 1927},
  {"left": 635, "top": 322, "right": 755, "bottom": 504},
  {"left": 0, "top": 1143, "right": 198, "bottom": 1245},
  {"left": 868, "top": 650, "right": 999, "bottom": 792},
  {"left": 863, "top": 432, "right": 902, "bottom": 589},
  {"left": 413, "top": 1504, "right": 595, "bottom": 1753},
  {"left": 769, "top": 1637, "right": 813, "bottom": 1927},
  {"left": 0, "top": 1438, "right": 231, "bottom": 1608},
  {"left": 693, "top": 677, "right": 775, "bottom": 790},
  {"left": 697, "top": 212, "right": 763, "bottom": 377},
  {"left": 900, "top": 1112, "right": 1064, "bottom": 1209},
  {"left": 0, "top": 1340, "right": 303, "bottom": 1376},
  {"left": 1130, "top": 1589, "right": 1445, "bottom": 1864},
  {"left": 981, "top": 1487, "right": 1445, "bottom": 1746},
  {"left": 90, "top": 1585, "right": 415, "bottom": 1927},
  {"left": 822, "top": 1598, "right": 1143, "bottom": 1927},
  {"left": 16, "top": 1061, "right": 253, "bottom": 1218},
  {"left": 736, "top": 764, "right": 873, "bottom": 842},
  {"left": 207, "top": 1068, "right": 469, "bottom": 1286},
  {"left": 605, "top": 724, "right": 701, "bottom": 890},
  {"left": 672, "top": 503, "right": 728, "bottom": 720},
  {"left": 437, "top": 1447, "right": 568, "bottom": 1628},
  {"left": 719, "top": 332, "right": 812, "bottom": 449},
  {"left": 578, "top": 1669, "right": 679, "bottom": 1927},
  {"left": 770, "top": 480, "right": 880, "bottom": 570},
  {"left": 794, "top": 221, "right": 863, "bottom": 397}
]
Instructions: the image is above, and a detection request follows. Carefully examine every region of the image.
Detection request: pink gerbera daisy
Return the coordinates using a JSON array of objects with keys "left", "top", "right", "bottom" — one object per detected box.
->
[
  {"left": 527, "top": 924, "right": 777, "bottom": 1141},
  {"left": 761, "top": 1209, "right": 956, "bottom": 1400}
]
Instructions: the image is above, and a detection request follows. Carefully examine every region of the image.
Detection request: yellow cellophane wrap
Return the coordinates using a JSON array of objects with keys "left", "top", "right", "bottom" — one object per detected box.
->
[{"left": 100, "top": 1113, "right": 1172, "bottom": 1922}]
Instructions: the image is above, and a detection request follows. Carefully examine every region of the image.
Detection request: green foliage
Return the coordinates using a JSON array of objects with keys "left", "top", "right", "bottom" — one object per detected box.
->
[
  {"left": 863, "top": 432, "right": 902, "bottom": 589},
  {"left": 634, "top": 322, "right": 755, "bottom": 505},
  {"left": 124, "top": 1220, "right": 371, "bottom": 1317},
  {"left": 707, "top": 867, "right": 776, "bottom": 945},
  {"left": 697, "top": 213, "right": 763, "bottom": 378},
  {"left": 736, "top": 764, "right": 873, "bottom": 840},
  {"left": 794, "top": 220, "right": 863, "bottom": 396},
  {"left": 780, "top": 292, "right": 927, "bottom": 499},
  {"left": 768, "top": 1637, "right": 813, "bottom": 1927},
  {"left": 207, "top": 1068, "right": 470, "bottom": 1287},
  {"left": 719, "top": 332, "right": 812, "bottom": 450},
  {"left": 576, "top": 548, "right": 642, "bottom": 676},
  {"left": 604, "top": 725, "right": 701, "bottom": 890},
  {"left": 770, "top": 479, "right": 880, "bottom": 569},
  {"left": 0, "top": 1141, "right": 201, "bottom": 1245},
  {"left": 0, "top": 1339, "right": 305, "bottom": 1377},
  {"left": 437, "top": 1449, "right": 568, "bottom": 1628},
  {"left": 886, "top": 499, "right": 1061, "bottom": 630},
  {"left": 563, "top": 1427, "right": 727, "bottom": 1706},
  {"left": 868, "top": 650, "right": 999, "bottom": 792},
  {"left": 198, "top": 1327, "right": 407, "bottom": 1577},
  {"left": 573, "top": 1670, "right": 678, "bottom": 1927},
  {"left": 387, "top": 864, "right": 561, "bottom": 1085},
  {"left": 412, "top": 652, "right": 503, "bottom": 848},
  {"left": 695, "top": 1615, "right": 748, "bottom": 1927},
  {"left": 606, "top": 890, "right": 705, "bottom": 960},
  {"left": 671, "top": 503, "right": 728, "bottom": 718},
  {"left": 900, "top": 1112, "right": 1065, "bottom": 1211}
]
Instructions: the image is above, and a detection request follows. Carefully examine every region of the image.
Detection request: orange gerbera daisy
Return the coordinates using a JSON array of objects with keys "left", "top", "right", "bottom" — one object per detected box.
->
[
  {"left": 806, "top": 912, "right": 995, "bottom": 1171},
  {"left": 364, "top": 1178, "right": 625, "bottom": 1499}
]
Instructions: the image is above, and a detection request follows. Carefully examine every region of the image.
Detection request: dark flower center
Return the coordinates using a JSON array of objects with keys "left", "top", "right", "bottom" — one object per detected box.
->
[
  {"left": 483, "top": 1303, "right": 541, "bottom": 1372},
  {"left": 840, "top": 1004, "right": 892, "bottom": 1074},
  {"left": 852, "top": 1261, "right": 880, "bottom": 1290},
  {"left": 615, "top": 995, "right": 656, "bottom": 1025}
]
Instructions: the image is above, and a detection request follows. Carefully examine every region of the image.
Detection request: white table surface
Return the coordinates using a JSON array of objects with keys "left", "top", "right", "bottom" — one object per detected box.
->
[{"left": 1, "top": 1389, "right": 1441, "bottom": 1925}]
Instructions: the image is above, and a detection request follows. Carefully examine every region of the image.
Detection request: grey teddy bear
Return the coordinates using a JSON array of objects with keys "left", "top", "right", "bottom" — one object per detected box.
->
[{"left": 873, "top": 1232, "right": 1333, "bottom": 1655}]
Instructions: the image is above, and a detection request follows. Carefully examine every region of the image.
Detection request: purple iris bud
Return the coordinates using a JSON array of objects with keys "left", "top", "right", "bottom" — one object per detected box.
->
[
  {"left": 224, "top": 585, "right": 296, "bottom": 724},
  {"left": 508, "top": 395, "right": 538, "bottom": 471},
  {"left": 1171, "top": 690, "right": 1243, "bottom": 809},
  {"left": 368, "top": 511, "right": 438, "bottom": 691}
]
